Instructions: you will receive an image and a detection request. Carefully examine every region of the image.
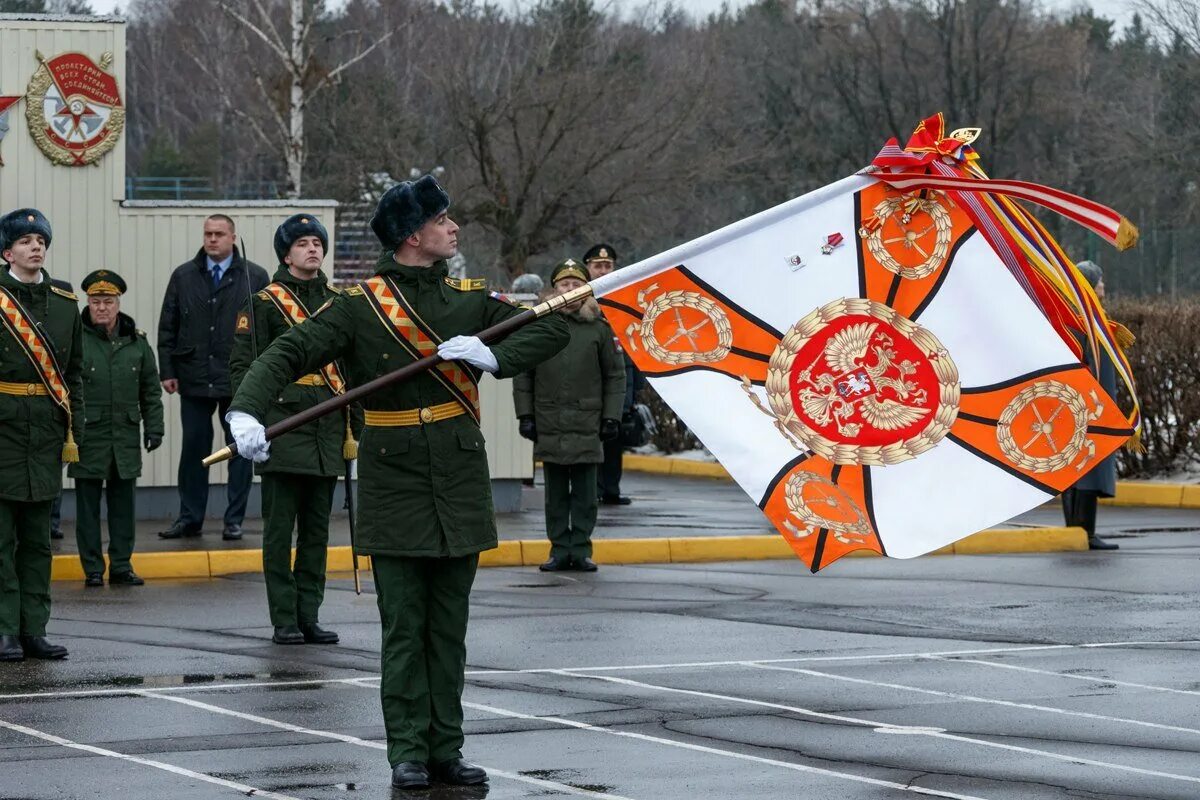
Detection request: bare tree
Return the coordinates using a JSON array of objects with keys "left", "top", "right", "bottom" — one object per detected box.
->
[{"left": 207, "top": 0, "right": 392, "bottom": 197}]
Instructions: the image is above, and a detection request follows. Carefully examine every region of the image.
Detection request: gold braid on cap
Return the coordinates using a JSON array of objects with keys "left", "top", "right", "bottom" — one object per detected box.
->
[
  {"left": 85, "top": 281, "right": 122, "bottom": 296},
  {"left": 553, "top": 266, "right": 590, "bottom": 284}
]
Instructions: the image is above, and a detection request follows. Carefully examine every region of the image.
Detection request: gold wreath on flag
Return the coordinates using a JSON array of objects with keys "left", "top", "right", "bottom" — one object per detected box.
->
[
  {"left": 861, "top": 193, "right": 953, "bottom": 280},
  {"left": 756, "top": 297, "right": 960, "bottom": 466},
  {"left": 624, "top": 284, "right": 733, "bottom": 366},
  {"left": 995, "top": 380, "right": 1101, "bottom": 473},
  {"left": 782, "top": 471, "right": 874, "bottom": 544}
]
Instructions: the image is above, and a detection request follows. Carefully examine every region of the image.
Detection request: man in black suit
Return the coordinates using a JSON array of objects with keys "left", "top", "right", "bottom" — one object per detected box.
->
[{"left": 157, "top": 214, "right": 268, "bottom": 541}]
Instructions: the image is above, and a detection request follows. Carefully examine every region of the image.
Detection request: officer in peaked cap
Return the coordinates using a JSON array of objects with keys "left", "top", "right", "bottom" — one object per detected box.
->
[
  {"left": 69, "top": 270, "right": 164, "bottom": 588},
  {"left": 230, "top": 212, "right": 352, "bottom": 646},
  {"left": 226, "top": 176, "right": 569, "bottom": 788},
  {"left": 0, "top": 208, "right": 83, "bottom": 662}
]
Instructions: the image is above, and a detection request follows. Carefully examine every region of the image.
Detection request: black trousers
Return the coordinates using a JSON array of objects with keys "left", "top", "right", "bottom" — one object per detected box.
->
[
  {"left": 597, "top": 437, "right": 624, "bottom": 499},
  {"left": 177, "top": 394, "right": 252, "bottom": 529},
  {"left": 1061, "top": 488, "right": 1098, "bottom": 538}
]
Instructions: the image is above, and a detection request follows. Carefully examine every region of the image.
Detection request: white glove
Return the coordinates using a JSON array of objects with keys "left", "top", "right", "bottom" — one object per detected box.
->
[
  {"left": 226, "top": 411, "right": 270, "bottom": 463},
  {"left": 438, "top": 335, "right": 499, "bottom": 373}
]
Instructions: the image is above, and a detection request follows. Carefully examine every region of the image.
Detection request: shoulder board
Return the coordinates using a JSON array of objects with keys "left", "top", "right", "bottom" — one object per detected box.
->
[
  {"left": 256, "top": 289, "right": 272, "bottom": 301},
  {"left": 444, "top": 277, "right": 487, "bottom": 291},
  {"left": 327, "top": 284, "right": 343, "bottom": 295},
  {"left": 136, "top": 328, "right": 148, "bottom": 338},
  {"left": 50, "top": 285, "right": 77, "bottom": 300},
  {"left": 342, "top": 285, "right": 365, "bottom": 296}
]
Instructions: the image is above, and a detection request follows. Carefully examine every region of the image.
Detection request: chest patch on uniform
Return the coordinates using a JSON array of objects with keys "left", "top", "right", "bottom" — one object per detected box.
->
[
  {"left": 235, "top": 311, "right": 251, "bottom": 334},
  {"left": 445, "top": 277, "right": 487, "bottom": 291}
]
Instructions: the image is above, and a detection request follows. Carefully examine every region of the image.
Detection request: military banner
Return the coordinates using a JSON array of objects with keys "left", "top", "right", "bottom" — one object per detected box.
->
[{"left": 592, "top": 115, "right": 1137, "bottom": 572}]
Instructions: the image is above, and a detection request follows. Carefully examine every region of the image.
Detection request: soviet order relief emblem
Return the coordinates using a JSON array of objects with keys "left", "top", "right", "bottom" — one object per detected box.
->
[
  {"left": 25, "top": 51, "right": 125, "bottom": 166},
  {"left": 995, "top": 380, "right": 1101, "bottom": 474},
  {"left": 782, "top": 471, "right": 874, "bottom": 545},
  {"left": 760, "top": 297, "right": 960, "bottom": 466},
  {"left": 624, "top": 283, "right": 734, "bottom": 366},
  {"left": 860, "top": 191, "right": 953, "bottom": 280}
]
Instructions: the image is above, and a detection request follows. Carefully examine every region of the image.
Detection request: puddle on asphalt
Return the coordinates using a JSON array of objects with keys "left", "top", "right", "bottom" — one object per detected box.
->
[{"left": 520, "top": 768, "right": 614, "bottom": 794}]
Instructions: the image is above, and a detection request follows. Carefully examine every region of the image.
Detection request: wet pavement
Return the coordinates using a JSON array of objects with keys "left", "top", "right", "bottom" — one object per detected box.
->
[
  {"left": 4, "top": 521, "right": 1199, "bottom": 799},
  {"left": 49, "top": 470, "right": 1200, "bottom": 557}
]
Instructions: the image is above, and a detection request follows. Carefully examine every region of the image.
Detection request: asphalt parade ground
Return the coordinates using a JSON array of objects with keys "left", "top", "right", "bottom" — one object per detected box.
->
[{"left": 3, "top": 506, "right": 1199, "bottom": 800}]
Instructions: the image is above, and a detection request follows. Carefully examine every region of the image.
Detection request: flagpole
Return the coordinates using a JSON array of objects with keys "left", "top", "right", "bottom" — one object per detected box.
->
[{"left": 201, "top": 284, "right": 595, "bottom": 467}]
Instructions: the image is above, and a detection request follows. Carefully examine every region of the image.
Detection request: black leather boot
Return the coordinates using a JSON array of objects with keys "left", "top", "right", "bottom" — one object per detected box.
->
[
  {"left": 271, "top": 625, "right": 305, "bottom": 644},
  {"left": 539, "top": 555, "right": 569, "bottom": 572},
  {"left": 109, "top": 570, "right": 145, "bottom": 586},
  {"left": 0, "top": 635, "right": 23, "bottom": 662},
  {"left": 20, "top": 636, "right": 68, "bottom": 659},
  {"left": 431, "top": 758, "right": 487, "bottom": 785},
  {"left": 299, "top": 623, "right": 338, "bottom": 644},
  {"left": 1088, "top": 535, "right": 1119, "bottom": 550},
  {"left": 391, "top": 761, "right": 430, "bottom": 789},
  {"left": 572, "top": 556, "right": 599, "bottom": 572}
]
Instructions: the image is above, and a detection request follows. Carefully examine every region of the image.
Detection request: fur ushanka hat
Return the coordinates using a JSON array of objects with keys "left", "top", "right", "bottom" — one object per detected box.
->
[{"left": 370, "top": 175, "right": 450, "bottom": 250}]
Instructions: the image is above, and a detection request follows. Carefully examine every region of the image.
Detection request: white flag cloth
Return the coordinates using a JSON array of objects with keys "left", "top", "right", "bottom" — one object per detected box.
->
[{"left": 591, "top": 174, "right": 1132, "bottom": 572}]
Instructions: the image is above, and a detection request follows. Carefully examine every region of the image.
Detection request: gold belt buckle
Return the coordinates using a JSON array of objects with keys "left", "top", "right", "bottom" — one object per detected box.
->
[
  {"left": 419, "top": 407, "right": 434, "bottom": 424},
  {"left": 25, "top": 384, "right": 37, "bottom": 396}
]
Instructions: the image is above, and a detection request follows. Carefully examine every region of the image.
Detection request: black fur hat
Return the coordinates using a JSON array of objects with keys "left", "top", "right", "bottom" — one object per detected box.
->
[
  {"left": 370, "top": 175, "right": 451, "bottom": 250},
  {"left": 0, "top": 208, "right": 52, "bottom": 255},
  {"left": 274, "top": 213, "right": 329, "bottom": 263}
]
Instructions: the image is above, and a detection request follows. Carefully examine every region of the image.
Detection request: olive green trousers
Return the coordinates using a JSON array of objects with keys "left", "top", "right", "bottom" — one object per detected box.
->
[
  {"left": 543, "top": 462, "right": 598, "bottom": 560},
  {"left": 261, "top": 473, "right": 336, "bottom": 627},
  {"left": 0, "top": 498, "right": 53, "bottom": 637},
  {"left": 74, "top": 463, "right": 136, "bottom": 577}
]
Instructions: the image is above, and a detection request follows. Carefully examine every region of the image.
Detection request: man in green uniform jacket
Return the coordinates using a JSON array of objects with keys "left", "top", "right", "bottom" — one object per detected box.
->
[
  {"left": 226, "top": 176, "right": 569, "bottom": 789},
  {"left": 514, "top": 259, "right": 625, "bottom": 571},
  {"left": 70, "top": 270, "right": 164, "bottom": 588},
  {"left": 229, "top": 213, "right": 349, "bottom": 646},
  {"left": 0, "top": 209, "right": 84, "bottom": 662}
]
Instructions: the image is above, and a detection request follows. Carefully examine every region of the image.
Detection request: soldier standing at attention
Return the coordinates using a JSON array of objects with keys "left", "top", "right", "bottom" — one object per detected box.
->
[
  {"left": 514, "top": 259, "right": 625, "bottom": 572},
  {"left": 230, "top": 214, "right": 351, "bottom": 645},
  {"left": 0, "top": 209, "right": 83, "bottom": 662},
  {"left": 225, "top": 176, "right": 569, "bottom": 788},
  {"left": 71, "top": 270, "right": 164, "bottom": 588}
]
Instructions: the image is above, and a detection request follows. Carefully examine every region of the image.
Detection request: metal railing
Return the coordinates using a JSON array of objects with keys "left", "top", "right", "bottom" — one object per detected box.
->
[{"left": 125, "top": 176, "right": 281, "bottom": 200}]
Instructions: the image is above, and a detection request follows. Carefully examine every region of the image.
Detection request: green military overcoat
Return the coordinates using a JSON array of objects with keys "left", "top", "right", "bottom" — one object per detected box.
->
[
  {"left": 229, "top": 255, "right": 569, "bottom": 557},
  {"left": 0, "top": 268, "right": 84, "bottom": 502},
  {"left": 68, "top": 311, "right": 164, "bottom": 480},
  {"left": 229, "top": 267, "right": 347, "bottom": 478},
  {"left": 513, "top": 297, "right": 625, "bottom": 465}
]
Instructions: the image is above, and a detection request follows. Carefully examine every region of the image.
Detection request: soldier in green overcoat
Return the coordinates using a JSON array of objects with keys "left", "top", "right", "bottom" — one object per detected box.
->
[
  {"left": 230, "top": 213, "right": 350, "bottom": 646},
  {"left": 0, "top": 209, "right": 84, "bottom": 662},
  {"left": 514, "top": 259, "right": 625, "bottom": 571},
  {"left": 69, "top": 270, "right": 164, "bottom": 587},
  {"left": 226, "top": 176, "right": 568, "bottom": 789}
]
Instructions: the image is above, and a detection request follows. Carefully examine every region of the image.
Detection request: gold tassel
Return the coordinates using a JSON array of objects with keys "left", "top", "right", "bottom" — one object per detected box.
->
[
  {"left": 62, "top": 422, "right": 79, "bottom": 463},
  {"left": 1115, "top": 217, "right": 1139, "bottom": 251},
  {"left": 1124, "top": 428, "right": 1145, "bottom": 454},
  {"left": 342, "top": 414, "right": 358, "bottom": 461},
  {"left": 1112, "top": 321, "right": 1136, "bottom": 350}
]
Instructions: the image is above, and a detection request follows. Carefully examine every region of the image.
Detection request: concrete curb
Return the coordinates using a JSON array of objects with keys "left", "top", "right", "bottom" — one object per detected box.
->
[
  {"left": 623, "top": 454, "right": 1200, "bottom": 509},
  {"left": 49, "top": 526, "right": 1087, "bottom": 582}
]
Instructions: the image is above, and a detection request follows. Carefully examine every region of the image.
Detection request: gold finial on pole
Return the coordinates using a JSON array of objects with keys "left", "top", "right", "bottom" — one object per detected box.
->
[{"left": 202, "top": 446, "right": 233, "bottom": 467}]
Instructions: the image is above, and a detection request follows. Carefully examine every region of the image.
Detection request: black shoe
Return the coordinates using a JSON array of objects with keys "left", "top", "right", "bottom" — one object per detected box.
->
[
  {"left": 299, "top": 623, "right": 338, "bottom": 644},
  {"left": 1088, "top": 535, "right": 1119, "bottom": 551},
  {"left": 20, "top": 636, "right": 68, "bottom": 660},
  {"left": 109, "top": 570, "right": 145, "bottom": 586},
  {"left": 271, "top": 625, "right": 305, "bottom": 645},
  {"left": 572, "top": 556, "right": 599, "bottom": 572},
  {"left": 0, "top": 635, "right": 23, "bottom": 662},
  {"left": 431, "top": 758, "right": 487, "bottom": 785},
  {"left": 222, "top": 524, "right": 242, "bottom": 541},
  {"left": 391, "top": 761, "right": 431, "bottom": 789},
  {"left": 158, "top": 522, "right": 201, "bottom": 540},
  {"left": 601, "top": 494, "right": 632, "bottom": 506},
  {"left": 50, "top": 529, "right": 63, "bottom": 540},
  {"left": 84, "top": 572, "right": 104, "bottom": 587},
  {"left": 539, "top": 555, "right": 570, "bottom": 572}
]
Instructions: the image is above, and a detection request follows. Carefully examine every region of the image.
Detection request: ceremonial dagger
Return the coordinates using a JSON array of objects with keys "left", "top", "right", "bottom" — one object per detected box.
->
[{"left": 202, "top": 282, "right": 594, "bottom": 467}]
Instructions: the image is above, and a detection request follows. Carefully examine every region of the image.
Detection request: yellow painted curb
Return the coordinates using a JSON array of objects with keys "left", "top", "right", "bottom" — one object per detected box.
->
[
  {"left": 49, "top": 525, "right": 1087, "bottom": 582},
  {"left": 627, "top": 455, "right": 1198, "bottom": 509}
]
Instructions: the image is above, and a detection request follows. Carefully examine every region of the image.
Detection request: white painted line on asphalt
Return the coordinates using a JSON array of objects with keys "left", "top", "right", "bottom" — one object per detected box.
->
[
  {"left": 0, "top": 675, "right": 370, "bottom": 701},
  {"left": 136, "top": 690, "right": 639, "bottom": 800},
  {"left": 931, "top": 656, "right": 1200, "bottom": 697},
  {"left": 463, "top": 699, "right": 993, "bottom": 800},
  {"left": 748, "top": 663, "right": 1200, "bottom": 737},
  {"left": 0, "top": 715, "right": 301, "bottom": 800},
  {"left": 557, "top": 671, "right": 1200, "bottom": 786}
]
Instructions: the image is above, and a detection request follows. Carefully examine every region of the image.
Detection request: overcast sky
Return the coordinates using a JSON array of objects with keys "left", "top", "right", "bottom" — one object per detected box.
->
[{"left": 86, "top": 0, "right": 1141, "bottom": 29}]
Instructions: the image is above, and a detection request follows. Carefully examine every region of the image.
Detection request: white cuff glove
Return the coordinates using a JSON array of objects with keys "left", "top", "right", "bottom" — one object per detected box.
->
[
  {"left": 437, "top": 335, "right": 499, "bottom": 373},
  {"left": 226, "top": 411, "right": 270, "bottom": 463}
]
